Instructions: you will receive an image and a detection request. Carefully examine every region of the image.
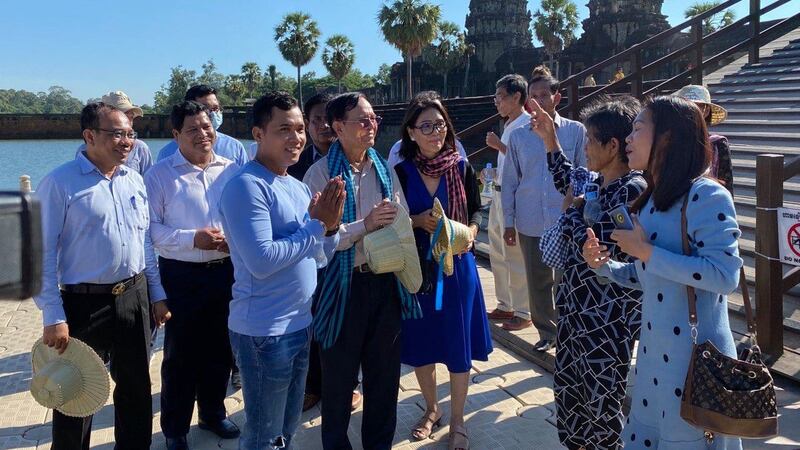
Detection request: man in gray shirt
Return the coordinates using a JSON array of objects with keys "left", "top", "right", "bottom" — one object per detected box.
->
[{"left": 502, "top": 67, "right": 587, "bottom": 352}]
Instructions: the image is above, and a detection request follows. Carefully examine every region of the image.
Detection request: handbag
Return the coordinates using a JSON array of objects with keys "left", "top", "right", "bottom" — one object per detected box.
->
[
  {"left": 678, "top": 194, "right": 778, "bottom": 439},
  {"left": 539, "top": 216, "right": 570, "bottom": 270}
]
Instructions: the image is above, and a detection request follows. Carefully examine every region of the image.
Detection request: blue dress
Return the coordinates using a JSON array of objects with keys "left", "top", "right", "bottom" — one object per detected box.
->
[
  {"left": 597, "top": 178, "right": 743, "bottom": 449},
  {"left": 396, "top": 159, "right": 493, "bottom": 373}
]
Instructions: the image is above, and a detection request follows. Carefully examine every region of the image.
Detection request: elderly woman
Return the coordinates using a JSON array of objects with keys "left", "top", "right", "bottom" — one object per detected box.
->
[
  {"left": 583, "top": 96, "right": 743, "bottom": 449},
  {"left": 394, "top": 94, "right": 492, "bottom": 450},
  {"left": 535, "top": 96, "right": 646, "bottom": 449}
]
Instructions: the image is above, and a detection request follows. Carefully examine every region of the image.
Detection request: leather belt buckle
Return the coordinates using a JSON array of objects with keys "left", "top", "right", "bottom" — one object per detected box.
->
[{"left": 111, "top": 282, "right": 127, "bottom": 296}]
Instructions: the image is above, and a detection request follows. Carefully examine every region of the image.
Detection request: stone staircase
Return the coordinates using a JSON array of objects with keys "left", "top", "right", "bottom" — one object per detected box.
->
[{"left": 707, "top": 27, "right": 800, "bottom": 357}]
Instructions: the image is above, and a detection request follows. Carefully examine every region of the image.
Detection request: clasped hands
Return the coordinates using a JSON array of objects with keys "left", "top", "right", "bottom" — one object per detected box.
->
[{"left": 581, "top": 215, "right": 653, "bottom": 269}]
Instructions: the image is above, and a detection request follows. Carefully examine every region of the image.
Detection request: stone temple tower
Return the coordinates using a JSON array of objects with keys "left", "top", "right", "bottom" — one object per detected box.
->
[{"left": 465, "top": 0, "right": 533, "bottom": 74}]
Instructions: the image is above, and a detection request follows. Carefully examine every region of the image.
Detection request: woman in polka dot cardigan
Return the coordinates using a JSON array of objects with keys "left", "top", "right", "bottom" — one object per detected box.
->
[{"left": 583, "top": 96, "right": 743, "bottom": 449}]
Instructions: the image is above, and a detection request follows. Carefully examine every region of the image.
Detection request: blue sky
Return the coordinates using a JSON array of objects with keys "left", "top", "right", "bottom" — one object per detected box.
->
[{"left": 1, "top": 0, "right": 793, "bottom": 106}]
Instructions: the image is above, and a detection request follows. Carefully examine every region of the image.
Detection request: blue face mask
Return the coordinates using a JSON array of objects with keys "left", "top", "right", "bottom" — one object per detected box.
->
[{"left": 209, "top": 110, "right": 223, "bottom": 130}]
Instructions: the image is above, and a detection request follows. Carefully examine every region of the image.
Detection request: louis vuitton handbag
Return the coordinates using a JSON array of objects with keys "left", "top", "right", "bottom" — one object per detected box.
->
[{"left": 678, "top": 195, "right": 778, "bottom": 439}]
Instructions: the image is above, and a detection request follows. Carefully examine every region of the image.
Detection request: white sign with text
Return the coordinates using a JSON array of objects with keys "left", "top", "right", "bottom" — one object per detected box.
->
[{"left": 778, "top": 207, "right": 800, "bottom": 267}]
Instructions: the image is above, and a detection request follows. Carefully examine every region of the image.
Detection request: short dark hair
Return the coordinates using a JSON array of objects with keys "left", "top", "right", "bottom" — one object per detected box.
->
[
  {"left": 80, "top": 102, "right": 121, "bottom": 132},
  {"left": 170, "top": 101, "right": 209, "bottom": 132},
  {"left": 326, "top": 92, "right": 368, "bottom": 126},
  {"left": 304, "top": 93, "right": 334, "bottom": 117},
  {"left": 630, "top": 95, "right": 711, "bottom": 213},
  {"left": 252, "top": 91, "right": 299, "bottom": 128},
  {"left": 529, "top": 65, "right": 560, "bottom": 94},
  {"left": 185, "top": 84, "right": 217, "bottom": 102},
  {"left": 496, "top": 74, "right": 528, "bottom": 105},
  {"left": 399, "top": 97, "right": 458, "bottom": 162},
  {"left": 580, "top": 96, "right": 642, "bottom": 164}
]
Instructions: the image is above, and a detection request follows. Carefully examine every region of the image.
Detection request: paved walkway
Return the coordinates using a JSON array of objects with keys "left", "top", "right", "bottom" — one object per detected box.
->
[{"left": 0, "top": 263, "right": 799, "bottom": 449}]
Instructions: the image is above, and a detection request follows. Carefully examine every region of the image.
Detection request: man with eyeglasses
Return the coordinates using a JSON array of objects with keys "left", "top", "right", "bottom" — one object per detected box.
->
[
  {"left": 75, "top": 91, "right": 154, "bottom": 175},
  {"left": 145, "top": 101, "right": 241, "bottom": 450},
  {"left": 157, "top": 85, "right": 249, "bottom": 167},
  {"left": 34, "top": 102, "right": 166, "bottom": 449},
  {"left": 386, "top": 91, "right": 466, "bottom": 168},
  {"left": 304, "top": 92, "right": 413, "bottom": 450},
  {"left": 484, "top": 74, "right": 533, "bottom": 332}
]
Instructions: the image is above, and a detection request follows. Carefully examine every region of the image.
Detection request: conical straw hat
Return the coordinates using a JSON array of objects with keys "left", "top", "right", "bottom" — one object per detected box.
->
[
  {"left": 430, "top": 198, "right": 474, "bottom": 276},
  {"left": 363, "top": 202, "right": 423, "bottom": 293},
  {"left": 30, "top": 337, "right": 110, "bottom": 418},
  {"left": 673, "top": 85, "right": 727, "bottom": 126}
]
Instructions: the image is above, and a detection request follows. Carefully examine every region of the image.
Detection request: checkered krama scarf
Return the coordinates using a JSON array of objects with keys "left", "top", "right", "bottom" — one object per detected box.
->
[{"left": 413, "top": 147, "right": 467, "bottom": 224}]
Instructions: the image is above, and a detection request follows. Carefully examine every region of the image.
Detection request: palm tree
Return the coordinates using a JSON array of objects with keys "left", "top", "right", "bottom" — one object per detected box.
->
[
  {"left": 532, "top": 0, "right": 579, "bottom": 77},
  {"left": 685, "top": 2, "right": 736, "bottom": 34},
  {"left": 275, "top": 12, "right": 321, "bottom": 106},
  {"left": 267, "top": 64, "right": 278, "bottom": 90},
  {"left": 462, "top": 42, "right": 475, "bottom": 96},
  {"left": 378, "top": 0, "right": 441, "bottom": 101},
  {"left": 322, "top": 35, "right": 356, "bottom": 93},
  {"left": 240, "top": 62, "right": 262, "bottom": 98},
  {"left": 223, "top": 75, "right": 246, "bottom": 105},
  {"left": 422, "top": 21, "right": 465, "bottom": 97}
]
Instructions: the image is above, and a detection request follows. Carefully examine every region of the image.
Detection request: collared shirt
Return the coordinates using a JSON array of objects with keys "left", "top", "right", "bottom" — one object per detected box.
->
[
  {"left": 144, "top": 149, "right": 240, "bottom": 263},
  {"left": 220, "top": 160, "right": 339, "bottom": 337},
  {"left": 34, "top": 153, "right": 166, "bottom": 326},
  {"left": 386, "top": 139, "right": 467, "bottom": 168},
  {"left": 502, "top": 113, "right": 587, "bottom": 237},
  {"left": 75, "top": 139, "right": 154, "bottom": 175},
  {"left": 304, "top": 155, "right": 408, "bottom": 267},
  {"left": 497, "top": 112, "right": 531, "bottom": 186},
  {"left": 157, "top": 132, "right": 249, "bottom": 167}
]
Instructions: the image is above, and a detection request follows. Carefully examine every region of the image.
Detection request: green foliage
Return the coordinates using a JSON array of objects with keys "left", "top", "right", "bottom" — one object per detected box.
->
[
  {"left": 532, "top": 0, "right": 579, "bottom": 62},
  {"left": 373, "top": 63, "right": 393, "bottom": 86},
  {"left": 153, "top": 66, "right": 198, "bottom": 113},
  {"left": 275, "top": 12, "right": 321, "bottom": 104},
  {"left": 0, "top": 86, "right": 84, "bottom": 113},
  {"left": 422, "top": 21, "right": 466, "bottom": 94},
  {"left": 684, "top": 2, "right": 736, "bottom": 34},
  {"left": 322, "top": 34, "right": 356, "bottom": 92}
]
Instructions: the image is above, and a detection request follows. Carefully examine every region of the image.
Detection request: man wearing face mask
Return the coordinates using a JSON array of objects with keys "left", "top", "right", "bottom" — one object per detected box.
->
[{"left": 157, "top": 85, "right": 250, "bottom": 167}]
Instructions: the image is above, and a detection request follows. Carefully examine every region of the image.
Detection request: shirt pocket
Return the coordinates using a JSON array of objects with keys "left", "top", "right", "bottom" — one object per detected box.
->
[{"left": 124, "top": 190, "right": 150, "bottom": 234}]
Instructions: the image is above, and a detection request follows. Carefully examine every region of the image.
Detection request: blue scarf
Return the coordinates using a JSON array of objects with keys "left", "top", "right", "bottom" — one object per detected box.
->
[{"left": 313, "top": 141, "right": 422, "bottom": 349}]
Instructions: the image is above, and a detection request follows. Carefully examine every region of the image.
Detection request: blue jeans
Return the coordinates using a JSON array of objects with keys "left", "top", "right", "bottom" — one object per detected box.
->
[{"left": 229, "top": 326, "right": 311, "bottom": 450}]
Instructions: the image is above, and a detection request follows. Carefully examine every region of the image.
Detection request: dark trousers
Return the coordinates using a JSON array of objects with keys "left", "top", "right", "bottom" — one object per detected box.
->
[
  {"left": 518, "top": 234, "right": 559, "bottom": 341},
  {"left": 53, "top": 275, "right": 152, "bottom": 450},
  {"left": 320, "top": 271, "right": 402, "bottom": 450},
  {"left": 158, "top": 257, "right": 234, "bottom": 438}
]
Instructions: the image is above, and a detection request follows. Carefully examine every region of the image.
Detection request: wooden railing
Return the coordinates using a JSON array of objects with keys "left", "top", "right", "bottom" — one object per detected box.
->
[
  {"left": 756, "top": 155, "right": 800, "bottom": 358},
  {"left": 559, "top": 0, "right": 800, "bottom": 120}
]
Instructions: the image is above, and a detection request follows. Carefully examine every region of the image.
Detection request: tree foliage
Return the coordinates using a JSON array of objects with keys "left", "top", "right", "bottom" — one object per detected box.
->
[
  {"left": 532, "top": 0, "right": 579, "bottom": 69},
  {"left": 322, "top": 34, "right": 356, "bottom": 92},
  {"left": 378, "top": 0, "right": 441, "bottom": 100},
  {"left": 0, "top": 86, "right": 84, "bottom": 113},
  {"left": 685, "top": 2, "right": 736, "bottom": 34},
  {"left": 275, "top": 12, "right": 321, "bottom": 106},
  {"left": 422, "top": 21, "right": 466, "bottom": 96}
]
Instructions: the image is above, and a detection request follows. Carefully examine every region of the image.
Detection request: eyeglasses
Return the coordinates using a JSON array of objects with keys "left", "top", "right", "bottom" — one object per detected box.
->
[
  {"left": 493, "top": 93, "right": 508, "bottom": 102},
  {"left": 94, "top": 128, "right": 137, "bottom": 140},
  {"left": 341, "top": 116, "right": 382, "bottom": 128},
  {"left": 413, "top": 121, "right": 447, "bottom": 135}
]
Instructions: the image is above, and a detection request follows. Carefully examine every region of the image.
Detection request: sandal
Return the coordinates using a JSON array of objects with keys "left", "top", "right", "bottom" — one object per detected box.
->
[
  {"left": 449, "top": 424, "right": 469, "bottom": 450},
  {"left": 411, "top": 409, "right": 442, "bottom": 441}
]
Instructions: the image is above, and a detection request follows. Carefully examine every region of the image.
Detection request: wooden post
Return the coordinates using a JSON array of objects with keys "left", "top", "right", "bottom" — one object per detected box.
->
[
  {"left": 691, "top": 23, "right": 703, "bottom": 85},
  {"left": 750, "top": 0, "right": 761, "bottom": 64},
  {"left": 631, "top": 49, "right": 643, "bottom": 99},
  {"left": 755, "top": 154, "right": 784, "bottom": 358},
  {"left": 568, "top": 82, "right": 580, "bottom": 121}
]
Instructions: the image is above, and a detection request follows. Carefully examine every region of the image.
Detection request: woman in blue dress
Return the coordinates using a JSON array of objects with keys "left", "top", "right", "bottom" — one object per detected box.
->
[
  {"left": 393, "top": 95, "right": 492, "bottom": 450},
  {"left": 583, "top": 96, "right": 743, "bottom": 449}
]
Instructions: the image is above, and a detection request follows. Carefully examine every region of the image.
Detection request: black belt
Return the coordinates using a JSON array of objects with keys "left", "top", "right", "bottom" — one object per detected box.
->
[
  {"left": 160, "top": 257, "right": 230, "bottom": 269},
  {"left": 494, "top": 184, "right": 502, "bottom": 192},
  {"left": 62, "top": 272, "right": 145, "bottom": 296},
  {"left": 353, "top": 263, "right": 372, "bottom": 273}
]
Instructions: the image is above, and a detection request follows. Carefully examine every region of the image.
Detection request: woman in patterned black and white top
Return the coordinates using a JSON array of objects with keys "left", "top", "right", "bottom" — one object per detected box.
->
[{"left": 536, "top": 96, "right": 647, "bottom": 449}]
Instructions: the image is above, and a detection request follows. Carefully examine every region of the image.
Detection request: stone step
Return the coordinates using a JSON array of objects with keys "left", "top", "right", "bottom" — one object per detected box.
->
[
  {"left": 711, "top": 74, "right": 800, "bottom": 88},
  {"left": 769, "top": 48, "right": 800, "bottom": 60},
  {"left": 728, "top": 143, "right": 800, "bottom": 160},
  {"left": 732, "top": 175, "right": 800, "bottom": 203},
  {"left": 743, "top": 58, "right": 800, "bottom": 69},
  {"left": 713, "top": 119, "right": 800, "bottom": 133},
  {"left": 726, "top": 65, "right": 800, "bottom": 78},
  {"left": 724, "top": 108, "right": 800, "bottom": 120},
  {"left": 711, "top": 84, "right": 800, "bottom": 98},
  {"left": 713, "top": 96, "right": 800, "bottom": 110},
  {"left": 713, "top": 130, "right": 800, "bottom": 148}
]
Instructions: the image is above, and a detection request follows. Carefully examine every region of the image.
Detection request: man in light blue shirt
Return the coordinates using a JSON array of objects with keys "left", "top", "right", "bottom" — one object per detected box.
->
[
  {"left": 75, "top": 91, "right": 154, "bottom": 175},
  {"left": 157, "top": 84, "right": 249, "bottom": 167},
  {"left": 219, "top": 91, "right": 343, "bottom": 449},
  {"left": 34, "top": 102, "right": 166, "bottom": 449},
  {"left": 502, "top": 67, "right": 587, "bottom": 352},
  {"left": 146, "top": 101, "right": 242, "bottom": 450}
]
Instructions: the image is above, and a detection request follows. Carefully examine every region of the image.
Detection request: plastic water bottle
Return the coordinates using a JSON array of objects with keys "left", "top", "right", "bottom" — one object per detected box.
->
[
  {"left": 481, "top": 163, "right": 494, "bottom": 197},
  {"left": 583, "top": 183, "right": 602, "bottom": 226}
]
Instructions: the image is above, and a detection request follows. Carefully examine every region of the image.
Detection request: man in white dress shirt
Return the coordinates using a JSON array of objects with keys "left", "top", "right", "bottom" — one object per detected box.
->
[{"left": 145, "top": 101, "right": 241, "bottom": 450}]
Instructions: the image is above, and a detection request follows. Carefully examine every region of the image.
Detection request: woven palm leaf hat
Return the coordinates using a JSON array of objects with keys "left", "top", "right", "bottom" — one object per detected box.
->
[
  {"left": 430, "top": 197, "right": 474, "bottom": 276},
  {"left": 30, "top": 337, "right": 110, "bottom": 418},
  {"left": 363, "top": 201, "right": 423, "bottom": 293},
  {"left": 673, "top": 85, "right": 728, "bottom": 125}
]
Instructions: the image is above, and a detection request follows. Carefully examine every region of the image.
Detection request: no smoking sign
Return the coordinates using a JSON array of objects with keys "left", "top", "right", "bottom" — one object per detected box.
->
[{"left": 778, "top": 208, "right": 800, "bottom": 266}]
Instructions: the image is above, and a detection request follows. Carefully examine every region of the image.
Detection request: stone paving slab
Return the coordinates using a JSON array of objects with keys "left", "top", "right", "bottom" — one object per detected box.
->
[{"left": 2, "top": 263, "right": 800, "bottom": 449}]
